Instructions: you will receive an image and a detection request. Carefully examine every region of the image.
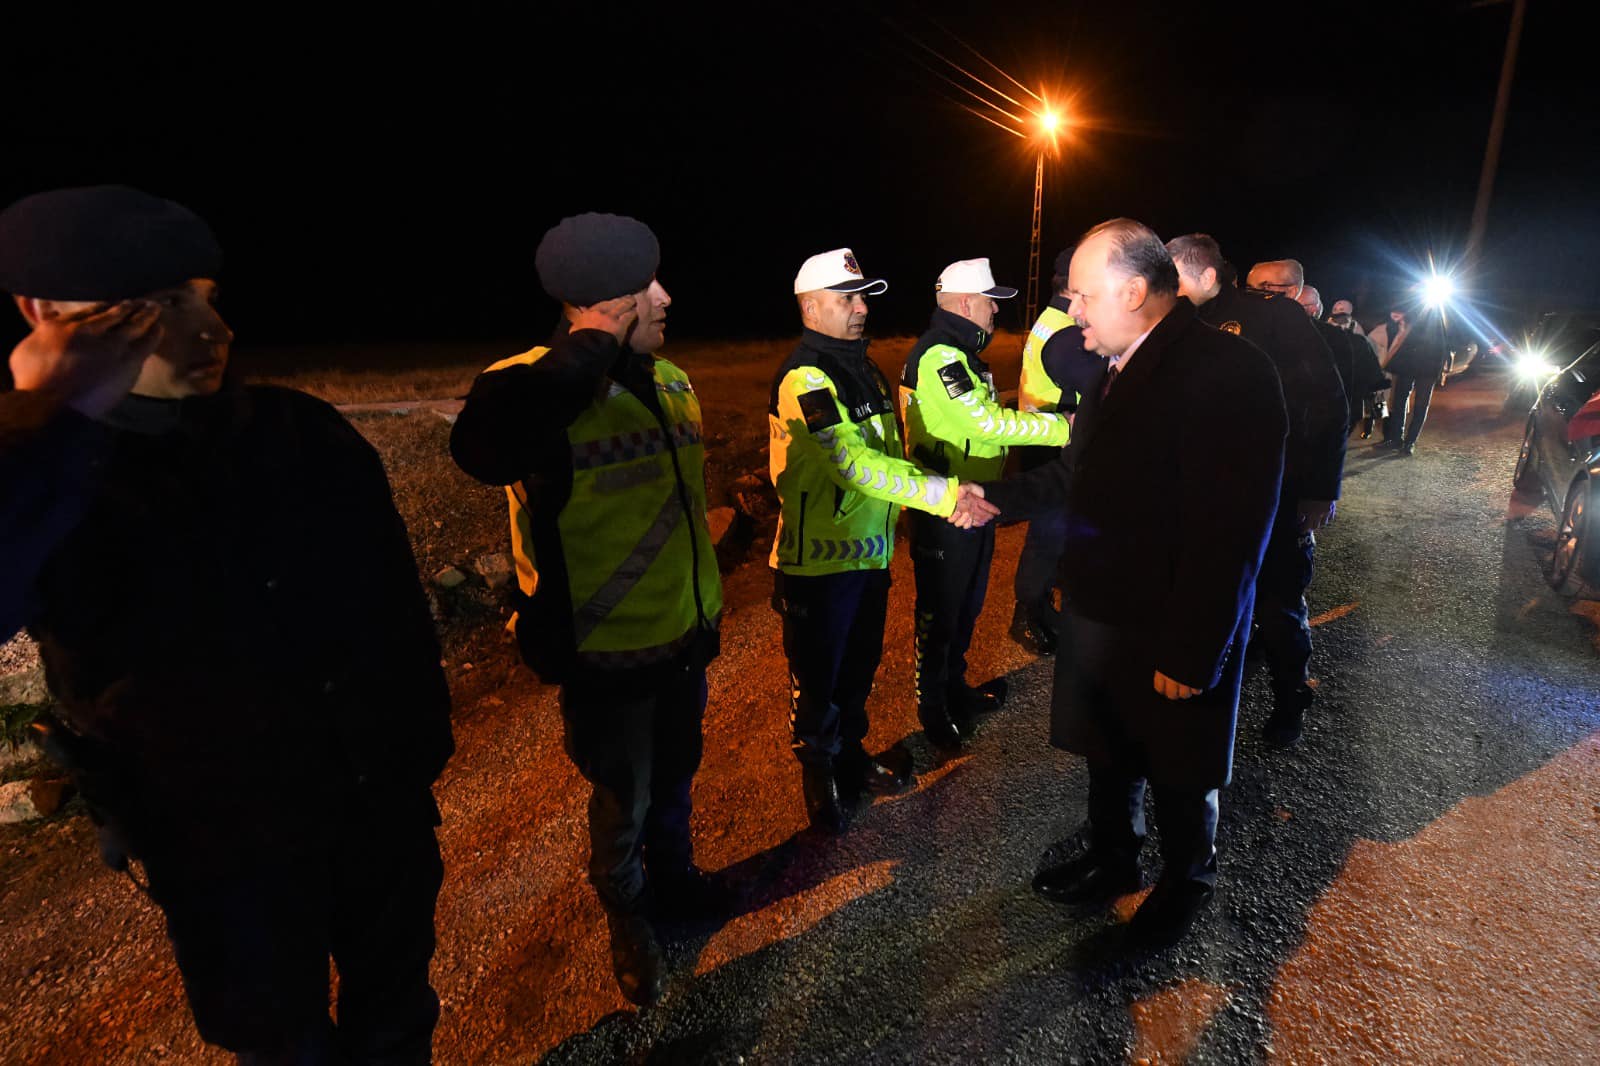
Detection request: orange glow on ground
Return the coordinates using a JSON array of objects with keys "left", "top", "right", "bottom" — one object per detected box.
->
[
  {"left": 1129, "top": 978, "right": 1233, "bottom": 1065},
  {"left": 1308, "top": 602, "right": 1359, "bottom": 627},
  {"left": 1267, "top": 733, "right": 1600, "bottom": 1063},
  {"left": 695, "top": 860, "right": 899, "bottom": 976}
]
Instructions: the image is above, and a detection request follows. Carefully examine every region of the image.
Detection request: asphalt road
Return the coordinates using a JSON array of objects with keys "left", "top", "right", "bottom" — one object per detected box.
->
[
  {"left": 2, "top": 370, "right": 1595, "bottom": 1065},
  {"left": 540, "top": 370, "right": 1600, "bottom": 1065}
]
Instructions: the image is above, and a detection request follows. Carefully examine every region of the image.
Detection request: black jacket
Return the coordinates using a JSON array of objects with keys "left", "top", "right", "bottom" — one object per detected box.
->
[
  {"left": 1197, "top": 286, "right": 1348, "bottom": 500},
  {"left": 26, "top": 384, "right": 454, "bottom": 863},
  {"left": 983, "top": 301, "right": 1287, "bottom": 788},
  {"left": 770, "top": 328, "right": 896, "bottom": 423},
  {"left": 0, "top": 391, "right": 109, "bottom": 640},
  {"left": 1317, "top": 319, "right": 1385, "bottom": 427}
]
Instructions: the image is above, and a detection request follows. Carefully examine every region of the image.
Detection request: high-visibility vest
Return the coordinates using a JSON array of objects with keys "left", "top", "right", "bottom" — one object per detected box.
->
[
  {"left": 1019, "top": 305, "right": 1076, "bottom": 413},
  {"left": 495, "top": 349, "right": 723, "bottom": 669}
]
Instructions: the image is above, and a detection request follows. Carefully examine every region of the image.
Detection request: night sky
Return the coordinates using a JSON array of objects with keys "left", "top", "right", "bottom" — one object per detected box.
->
[{"left": 3, "top": 1, "right": 1595, "bottom": 351}]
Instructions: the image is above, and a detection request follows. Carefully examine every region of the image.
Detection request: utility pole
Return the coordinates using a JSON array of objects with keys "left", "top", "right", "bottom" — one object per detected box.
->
[{"left": 1467, "top": 0, "right": 1528, "bottom": 265}]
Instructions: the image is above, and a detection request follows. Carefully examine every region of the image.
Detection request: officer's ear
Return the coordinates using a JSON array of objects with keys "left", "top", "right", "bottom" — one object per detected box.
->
[
  {"left": 13, "top": 294, "right": 45, "bottom": 323},
  {"left": 1201, "top": 266, "right": 1218, "bottom": 294}
]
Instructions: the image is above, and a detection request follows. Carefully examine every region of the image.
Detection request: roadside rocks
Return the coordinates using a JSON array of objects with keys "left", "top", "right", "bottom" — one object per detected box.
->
[{"left": 0, "top": 777, "right": 70, "bottom": 825}]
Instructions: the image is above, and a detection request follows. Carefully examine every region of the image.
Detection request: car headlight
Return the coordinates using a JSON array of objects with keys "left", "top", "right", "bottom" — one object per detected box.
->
[{"left": 1515, "top": 350, "right": 1560, "bottom": 380}]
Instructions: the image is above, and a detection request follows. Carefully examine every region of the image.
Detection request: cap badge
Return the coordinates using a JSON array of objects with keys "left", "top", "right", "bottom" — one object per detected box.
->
[{"left": 843, "top": 252, "right": 862, "bottom": 276}]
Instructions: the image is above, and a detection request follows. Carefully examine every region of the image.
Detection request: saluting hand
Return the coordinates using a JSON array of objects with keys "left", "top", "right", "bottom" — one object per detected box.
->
[
  {"left": 948, "top": 482, "right": 1000, "bottom": 529},
  {"left": 9, "top": 301, "right": 164, "bottom": 417},
  {"left": 570, "top": 295, "right": 639, "bottom": 346},
  {"left": 1153, "top": 670, "right": 1201, "bottom": 700}
]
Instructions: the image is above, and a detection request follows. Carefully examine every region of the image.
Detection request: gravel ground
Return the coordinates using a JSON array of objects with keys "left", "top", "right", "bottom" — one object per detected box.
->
[{"left": 1, "top": 369, "right": 1596, "bottom": 1065}]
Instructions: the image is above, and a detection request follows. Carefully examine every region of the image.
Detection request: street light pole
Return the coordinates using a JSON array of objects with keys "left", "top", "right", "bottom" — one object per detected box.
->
[
  {"left": 1025, "top": 148, "right": 1044, "bottom": 329},
  {"left": 1467, "top": 0, "right": 1528, "bottom": 266},
  {"left": 1025, "top": 107, "right": 1060, "bottom": 330}
]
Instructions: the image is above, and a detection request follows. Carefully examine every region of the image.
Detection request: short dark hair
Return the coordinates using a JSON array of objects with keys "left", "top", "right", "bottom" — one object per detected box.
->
[
  {"left": 1165, "top": 233, "right": 1225, "bottom": 278},
  {"left": 1080, "top": 218, "right": 1178, "bottom": 296}
]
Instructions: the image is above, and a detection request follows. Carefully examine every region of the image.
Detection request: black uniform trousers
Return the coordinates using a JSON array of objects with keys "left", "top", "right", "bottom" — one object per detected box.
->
[
  {"left": 774, "top": 567, "right": 890, "bottom": 767},
  {"left": 560, "top": 661, "right": 707, "bottom": 913},
  {"left": 1253, "top": 499, "right": 1316, "bottom": 699},
  {"left": 143, "top": 794, "right": 444, "bottom": 1064},
  {"left": 909, "top": 512, "right": 995, "bottom": 710},
  {"left": 1387, "top": 368, "right": 1437, "bottom": 446},
  {"left": 1056, "top": 613, "right": 1222, "bottom": 887},
  {"left": 1013, "top": 504, "right": 1069, "bottom": 619}
]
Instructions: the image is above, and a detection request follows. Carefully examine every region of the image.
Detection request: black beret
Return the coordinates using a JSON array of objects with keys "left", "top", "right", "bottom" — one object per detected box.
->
[
  {"left": 0, "top": 185, "right": 223, "bottom": 301},
  {"left": 535, "top": 212, "right": 659, "bottom": 306},
  {"left": 1053, "top": 247, "right": 1074, "bottom": 276}
]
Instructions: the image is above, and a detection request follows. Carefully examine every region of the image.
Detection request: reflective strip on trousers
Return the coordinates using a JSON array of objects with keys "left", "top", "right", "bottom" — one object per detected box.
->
[{"left": 570, "top": 488, "right": 686, "bottom": 646}]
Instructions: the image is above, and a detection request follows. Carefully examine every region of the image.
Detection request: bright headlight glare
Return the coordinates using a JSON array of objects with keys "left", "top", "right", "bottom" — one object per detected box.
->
[
  {"left": 1515, "top": 350, "right": 1558, "bottom": 380},
  {"left": 1421, "top": 273, "right": 1456, "bottom": 308}
]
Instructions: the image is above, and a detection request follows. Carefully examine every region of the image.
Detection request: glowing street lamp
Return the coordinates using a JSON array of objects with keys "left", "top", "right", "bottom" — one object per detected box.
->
[{"left": 1421, "top": 272, "right": 1457, "bottom": 310}]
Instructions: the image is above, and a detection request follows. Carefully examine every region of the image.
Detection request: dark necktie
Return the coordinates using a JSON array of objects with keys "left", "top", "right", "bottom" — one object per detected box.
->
[{"left": 1099, "top": 363, "right": 1120, "bottom": 401}]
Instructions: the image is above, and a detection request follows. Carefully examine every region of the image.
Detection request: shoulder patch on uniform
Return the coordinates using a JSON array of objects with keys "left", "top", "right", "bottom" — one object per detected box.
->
[
  {"left": 936, "top": 361, "right": 975, "bottom": 399},
  {"left": 798, "top": 389, "right": 843, "bottom": 431}
]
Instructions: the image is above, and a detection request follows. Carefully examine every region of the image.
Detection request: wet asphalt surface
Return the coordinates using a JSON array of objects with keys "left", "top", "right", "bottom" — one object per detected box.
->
[{"left": 540, "top": 371, "right": 1600, "bottom": 1065}]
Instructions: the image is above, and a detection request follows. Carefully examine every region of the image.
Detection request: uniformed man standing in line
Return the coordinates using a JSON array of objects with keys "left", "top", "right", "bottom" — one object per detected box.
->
[
  {"left": 1010, "top": 248, "right": 1104, "bottom": 655},
  {"left": 901, "top": 258, "right": 1070, "bottom": 745},
  {"left": 770, "top": 248, "right": 996, "bottom": 834},
  {"left": 1167, "top": 235, "right": 1348, "bottom": 749},
  {"left": 451, "top": 213, "right": 724, "bottom": 1007}
]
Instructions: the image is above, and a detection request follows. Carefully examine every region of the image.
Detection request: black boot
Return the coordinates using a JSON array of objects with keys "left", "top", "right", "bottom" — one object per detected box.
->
[
  {"left": 602, "top": 907, "right": 665, "bottom": 1006},
  {"left": 801, "top": 764, "right": 847, "bottom": 834},
  {"left": 837, "top": 744, "right": 912, "bottom": 799},
  {"left": 651, "top": 863, "right": 735, "bottom": 924},
  {"left": 918, "top": 702, "right": 967, "bottom": 753},
  {"left": 1264, "top": 685, "right": 1314, "bottom": 749}
]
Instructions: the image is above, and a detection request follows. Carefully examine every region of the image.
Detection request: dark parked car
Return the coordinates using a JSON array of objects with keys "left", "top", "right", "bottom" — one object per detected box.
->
[
  {"left": 1513, "top": 344, "right": 1600, "bottom": 592},
  {"left": 1503, "top": 310, "right": 1600, "bottom": 414}
]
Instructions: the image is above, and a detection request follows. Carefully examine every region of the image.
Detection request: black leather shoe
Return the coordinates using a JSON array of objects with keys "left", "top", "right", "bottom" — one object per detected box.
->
[
  {"left": 1400, "top": 441, "right": 1416, "bottom": 456},
  {"left": 918, "top": 705, "right": 967, "bottom": 753},
  {"left": 651, "top": 864, "right": 735, "bottom": 923},
  {"left": 1031, "top": 850, "right": 1142, "bottom": 907},
  {"left": 838, "top": 746, "right": 912, "bottom": 798},
  {"left": 1126, "top": 877, "right": 1214, "bottom": 950},
  {"left": 1008, "top": 608, "right": 1058, "bottom": 655},
  {"left": 802, "top": 765, "right": 847, "bottom": 834},
  {"left": 954, "top": 678, "right": 1009, "bottom": 717},
  {"left": 1373, "top": 438, "right": 1399, "bottom": 450},
  {"left": 1263, "top": 706, "right": 1306, "bottom": 748},
  {"left": 603, "top": 909, "right": 665, "bottom": 1006}
]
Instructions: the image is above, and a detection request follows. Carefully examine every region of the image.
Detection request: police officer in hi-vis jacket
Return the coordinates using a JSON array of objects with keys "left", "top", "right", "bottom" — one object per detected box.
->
[
  {"left": 901, "top": 258, "right": 1070, "bottom": 747},
  {"left": 769, "top": 248, "right": 997, "bottom": 835},
  {"left": 451, "top": 213, "right": 724, "bottom": 1008}
]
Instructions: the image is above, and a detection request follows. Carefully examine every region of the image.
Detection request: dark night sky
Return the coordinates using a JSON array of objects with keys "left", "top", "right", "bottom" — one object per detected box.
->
[{"left": 3, "top": 0, "right": 1596, "bottom": 351}]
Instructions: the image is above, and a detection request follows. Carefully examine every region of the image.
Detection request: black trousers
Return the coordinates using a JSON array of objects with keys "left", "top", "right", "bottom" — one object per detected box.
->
[
  {"left": 143, "top": 796, "right": 444, "bottom": 1064},
  {"left": 774, "top": 567, "right": 890, "bottom": 767},
  {"left": 560, "top": 663, "right": 707, "bottom": 913},
  {"left": 909, "top": 512, "right": 995, "bottom": 710},
  {"left": 1387, "top": 369, "right": 1436, "bottom": 445},
  {"left": 1087, "top": 759, "right": 1219, "bottom": 888},
  {"left": 1254, "top": 499, "right": 1316, "bottom": 698},
  {"left": 1012, "top": 504, "right": 1069, "bottom": 618}
]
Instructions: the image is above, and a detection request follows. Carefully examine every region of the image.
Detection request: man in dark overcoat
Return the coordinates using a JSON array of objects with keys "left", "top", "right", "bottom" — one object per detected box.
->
[{"left": 981, "top": 219, "right": 1288, "bottom": 948}]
